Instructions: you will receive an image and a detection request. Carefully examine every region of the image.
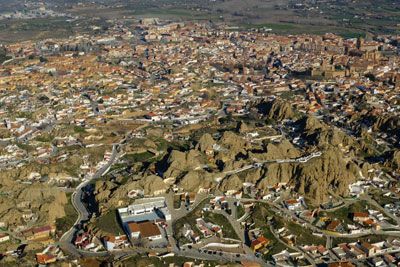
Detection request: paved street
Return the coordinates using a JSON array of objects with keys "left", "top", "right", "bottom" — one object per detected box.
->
[{"left": 59, "top": 142, "right": 120, "bottom": 255}]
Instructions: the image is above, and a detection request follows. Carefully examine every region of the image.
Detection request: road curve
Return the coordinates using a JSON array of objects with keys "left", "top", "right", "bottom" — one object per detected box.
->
[{"left": 59, "top": 144, "right": 119, "bottom": 255}]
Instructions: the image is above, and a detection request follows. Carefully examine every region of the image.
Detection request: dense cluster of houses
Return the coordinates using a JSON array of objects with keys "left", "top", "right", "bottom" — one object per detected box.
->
[{"left": 0, "top": 14, "right": 399, "bottom": 266}]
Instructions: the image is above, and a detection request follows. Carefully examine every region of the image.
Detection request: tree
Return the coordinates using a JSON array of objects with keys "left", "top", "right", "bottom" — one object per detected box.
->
[
  {"left": 0, "top": 46, "right": 7, "bottom": 63},
  {"left": 39, "top": 56, "right": 48, "bottom": 63}
]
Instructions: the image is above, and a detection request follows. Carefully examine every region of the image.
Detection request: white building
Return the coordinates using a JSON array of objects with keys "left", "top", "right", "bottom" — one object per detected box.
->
[{"left": 0, "top": 233, "right": 10, "bottom": 243}]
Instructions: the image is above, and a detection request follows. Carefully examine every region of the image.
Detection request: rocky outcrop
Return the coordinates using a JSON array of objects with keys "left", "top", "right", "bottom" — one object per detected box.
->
[
  {"left": 95, "top": 181, "right": 119, "bottom": 203},
  {"left": 0, "top": 182, "right": 67, "bottom": 227},
  {"left": 93, "top": 111, "right": 375, "bottom": 211},
  {"left": 0, "top": 155, "right": 83, "bottom": 182},
  {"left": 214, "top": 131, "right": 250, "bottom": 167},
  {"left": 385, "top": 150, "right": 400, "bottom": 172},
  {"left": 94, "top": 174, "right": 169, "bottom": 213},
  {"left": 236, "top": 121, "right": 249, "bottom": 133},
  {"left": 256, "top": 147, "right": 359, "bottom": 203},
  {"left": 297, "top": 115, "right": 325, "bottom": 133},
  {"left": 163, "top": 149, "right": 205, "bottom": 178},
  {"left": 158, "top": 127, "right": 360, "bottom": 204},
  {"left": 140, "top": 175, "right": 168, "bottom": 195},
  {"left": 219, "top": 174, "right": 243, "bottom": 192},
  {"left": 178, "top": 171, "right": 214, "bottom": 192},
  {"left": 125, "top": 138, "right": 158, "bottom": 154},
  {"left": 296, "top": 115, "right": 357, "bottom": 150},
  {"left": 196, "top": 133, "right": 215, "bottom": 153},
  {"left": 251, "top": 139, "right": 301, "bottom": 161},
  {"left": 373, "top": 115, "right": 400, "bottom": 139},
  {"left": 257, "top": 99, "right": 295, "bottom": 121}
]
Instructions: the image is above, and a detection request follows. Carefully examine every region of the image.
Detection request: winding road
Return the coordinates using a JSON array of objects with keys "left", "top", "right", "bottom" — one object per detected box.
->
[
  {"left": 55, "top": 144, "right": 325, "bottom": 263},
  {"left": 59, "top": 143, "right": 120, "bottom": 256},
  {"left": 222, "top": 151, "right": 322, "bottom": 177}
]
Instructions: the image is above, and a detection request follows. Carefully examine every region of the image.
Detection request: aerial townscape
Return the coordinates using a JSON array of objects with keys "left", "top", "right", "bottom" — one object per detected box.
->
[{"left": 0, "top": 0, "right": 399, "bottom": 267}]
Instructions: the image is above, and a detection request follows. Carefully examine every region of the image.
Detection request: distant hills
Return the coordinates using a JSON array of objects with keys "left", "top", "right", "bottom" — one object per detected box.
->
[{"left": 0, "top": 0, "right": 398, "bottom": 43}]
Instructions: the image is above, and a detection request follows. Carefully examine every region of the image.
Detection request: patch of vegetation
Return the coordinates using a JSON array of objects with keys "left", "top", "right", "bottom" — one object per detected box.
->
[
  {"left": 251, "top": 203, "right": 290, "bottom": 260},
  {"left": 339, "top": 32, "right": 366, "bottom": 39},
  {"left": 121, "top": 255, "right": 226, "bottom": 267},
  {"left": 35, "top": 134, "right": 54, "bottom": 143},
  {"left": 14, "top": 111, "right": 33, "bottom": 120},
  {"left": 286, "top": 221, "right": 325, "bottom": 246},
  {"left": 94, "top": 209, "right": 125, "bottom": 235},
  {"left": 55, "top": 193, "right": 78, "bottom": 233},
  {"left": 109, "top": 163, "right": 128, "bottom": 173},
  {"left": 155, "top": 138, "right": 170, "bottom": 152},
  {"left": 174, "top": 194, "right": 183, "bottom": 209},
  {"left": 123, "top": 151, "right": 154, "bottom": 162},
  {"left": 73, "top": 126, "right": 86, "bottom": 133},
  {"left": 243, "top": 22, "right": 297, "bottom": 31},
  {"left": 370, "top": 188, "right": 400, "bottom": 206},
  {"left": 279, "top": 91, "right": 296, "bottom": 100},
  {"left": 236, "top": 204, "right": 245, "bottom": 219},
  {"left": 61, "top": 161, "right": 81, "bottom": 177},
  {"left": 153, "top": 137, "right": 190, "bottom": 153},
  {"left": 16, "top": 142, "right": 34, "bottom": 152},
  {"left": 203, "top": 212, "right": 239, "bottom": 240},
  {"left": 325, "top": 200, "right": 369, "bottom": 225},
  {"left": 0, "top": 47, "right": 10, "bottom": 63}
]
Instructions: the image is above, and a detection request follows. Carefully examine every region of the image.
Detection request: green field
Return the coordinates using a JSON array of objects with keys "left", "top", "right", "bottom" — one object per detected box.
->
[
  {"left": 236, "top": 204, "right": 245, "bottom": 219},
  {"left": 0, "top": 17, "right": 91, "bottom": 44},
  {"left": 203, "top": 212, "right": 239, "bottom": 240},
  {"left": 325, "top": 200, "right": 369, "bottom": 225},
  {"left": 122, "top": 151, "right": 155, "bottom": 162},
  {"left": 94, "top": 209, "right": 125, "bottom": 235},
  {"left": 286, "top": 221, "right": 325, "bottom": 246}
]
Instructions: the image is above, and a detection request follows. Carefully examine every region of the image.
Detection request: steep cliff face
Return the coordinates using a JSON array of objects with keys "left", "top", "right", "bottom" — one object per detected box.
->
[
  {"left": 373, "top": 115, "right": 400, "bottom": 139},
  {"left": 296, "top": 116, "right": 357, "bottom": 149},
  {"left": 219, "top": 174, "right": 243, "bottom": 192},
  {"left": 236, "top": 121, "right": 250, "bottom": 133},
  {"left": 154, "top": 120, "right": 362, "bottom": 204},
  {"left": 385, "top": 150, "right": 400, "bottom": 173},
  {"left": 257, "top": 99, "right": 295, "bottom": 121},
  {"left": 178, "top": 171, "right": 214, "bottom": 192},
  {"left": 250, "top": 139, "right": 301, "bottom": 161},
  {"left": 163, "top": 149, "right": 205, "bottom": 179},
  {"left": 195, "top": 133, "right": 215, "bottom": 152},
  {"left": 256, "top": 147, "right": 359, "bottom": 203}
]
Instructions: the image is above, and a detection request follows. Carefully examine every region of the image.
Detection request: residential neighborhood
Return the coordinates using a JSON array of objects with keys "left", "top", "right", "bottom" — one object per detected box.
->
[{"left": 0, "top": 4, "right": 399, "bottom": 267}]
